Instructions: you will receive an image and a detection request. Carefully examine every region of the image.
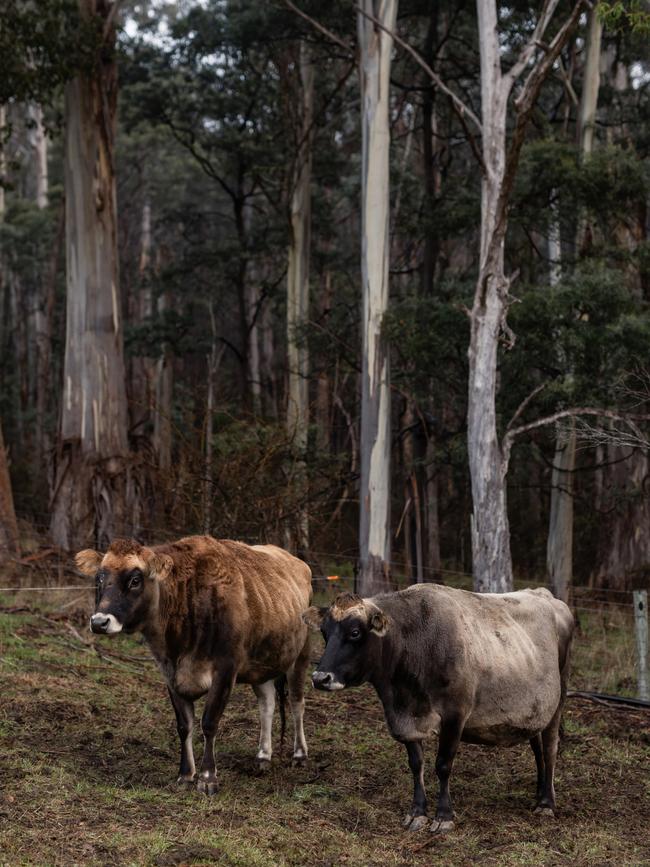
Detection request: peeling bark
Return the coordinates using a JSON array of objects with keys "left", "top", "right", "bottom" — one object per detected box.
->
[
  {"left": 468, "top": 0, "right": 586, "bottom": 592},
  {"left": 50, "top": 0, "right": 137, "bottom": 550},
  {"left": 357, "top": 0, "right": 397, "bottom": 596}
]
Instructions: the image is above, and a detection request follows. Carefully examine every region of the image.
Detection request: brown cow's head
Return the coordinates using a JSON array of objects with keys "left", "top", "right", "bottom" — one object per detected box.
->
[
  {"left": 302, "top": 592, "right": 388, "bottom": 691},
  {"left": 75, "top": 539, "right": 173, "bottom": 635}
]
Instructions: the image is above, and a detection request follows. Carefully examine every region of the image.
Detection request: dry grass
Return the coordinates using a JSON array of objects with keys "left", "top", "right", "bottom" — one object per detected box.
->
[{"left": 0, "top": 595, "right": 649, "bottom": 867}]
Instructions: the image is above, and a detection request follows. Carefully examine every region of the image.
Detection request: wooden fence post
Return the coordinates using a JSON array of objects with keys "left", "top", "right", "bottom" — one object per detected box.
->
[{"left": 633, "top": 590, "right": 648, "bottom": 701}]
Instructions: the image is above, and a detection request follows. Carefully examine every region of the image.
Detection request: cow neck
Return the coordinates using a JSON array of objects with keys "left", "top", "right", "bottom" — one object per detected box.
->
[
  {"left": 367, "top": 614, "right": 398, "bottom": 698},
  {"left": 140, "top": 571, "right": 181, "bottom": 662}
]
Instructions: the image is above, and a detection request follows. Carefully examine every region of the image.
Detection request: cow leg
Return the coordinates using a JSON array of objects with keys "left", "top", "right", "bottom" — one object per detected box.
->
[
  {"left": 535, "top": 640, "right": 570, "bottom": 816},
  {"left": 253, "top": 680, "right": 275, "bottom": 770},
  {"left": 431, "top": 717, "right": 462, "bottom": 833},
  {"left": 535, "top": 711, "right": 561, "bottom": 815},
  {"left": 287, "top": 636, "right": 310, "bottom": 765},
  {"left": 530, "top": 734, "right": 545, "bottom": 803},
  {"left": 168, "top": 687, "right": 196, "bottom": 785},
  {"left": 197, "top": 667, "right": 235, "bottom": 796},
  {"left": 402, "top": 741, "right": 428, "bottom": 832}
]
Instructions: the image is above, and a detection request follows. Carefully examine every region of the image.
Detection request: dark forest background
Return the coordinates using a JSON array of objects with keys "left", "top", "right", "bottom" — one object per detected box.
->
[{"left": 1, "top": 0, "right": 650, "bottom": 593}]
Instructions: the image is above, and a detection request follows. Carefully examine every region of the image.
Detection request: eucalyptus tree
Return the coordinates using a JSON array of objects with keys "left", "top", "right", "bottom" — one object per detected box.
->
[
  {"left": 357, "top": 0, "right": 398, "bottom": 595},
  {"left": 50, "top": 0, "right": 137, "bottom": 549},
  {"left": 547, "top": 5, "right": 602, "bottom": 603},
  {"left": 468, "top": 0, "right": 587, "bottom": 592},
  {"left": 286, "top": 40, "right": 314, "bottom": 554}
]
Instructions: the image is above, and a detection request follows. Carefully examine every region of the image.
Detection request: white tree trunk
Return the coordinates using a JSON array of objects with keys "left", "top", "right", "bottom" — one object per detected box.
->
[
  {"left": 468, "top": 0, "right": 512, "bottom": 592},
  {"left": 29, "top": 104, "right": 48, "bottom": 209},
  {"left": 28, "top": 103, "right": 53, "bottom": 464},
  {"left": 547, "top": 5, "right": 601, "bottom": 600},
  {"left": 548, "top": 196, "right": 562, "bottom": 286},
  {"left": 578, "top": 8, "right": 602, "bottom": 156},
  {"left": 357, "top": 0, "right": 397, "bottom": 595},
  {"left": 468, "top": 0, "right": 585, "bottom": 592},
  {"left": 286, "top": 41, "right": 313, "bottom": 554},
  {"left": 50, "top": 0, "right": 135, "bottom": 550},
  {"left": 547, "top": 421, "right": 575, "bottom": 602}
]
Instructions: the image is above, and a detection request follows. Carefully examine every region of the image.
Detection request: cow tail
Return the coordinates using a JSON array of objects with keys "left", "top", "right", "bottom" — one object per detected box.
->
[{"left": 274, "top": 674, "right": 287, "bottom": 752}]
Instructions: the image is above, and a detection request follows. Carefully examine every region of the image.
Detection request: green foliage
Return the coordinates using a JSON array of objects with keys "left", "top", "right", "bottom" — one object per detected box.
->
[
  {"left": 504, "top": 263, "right": 650, "bottom": 413},
  {"left": 0, "top": 0, "right": 93, "bottom": 104},
  {"left": 600, "top": 1, "right": 650, "bottom": 34},
  {"left": 384, "top": 286, "right": 470, "bottom": 403}
]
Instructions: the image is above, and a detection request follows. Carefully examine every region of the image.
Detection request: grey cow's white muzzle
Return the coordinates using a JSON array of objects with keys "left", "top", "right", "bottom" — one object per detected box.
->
[
  {"left": 90, "top": 613, "right": 123, "bottom": 635},
  {"left": 311, "top": 671, "right": 345, "bottom": 691}
]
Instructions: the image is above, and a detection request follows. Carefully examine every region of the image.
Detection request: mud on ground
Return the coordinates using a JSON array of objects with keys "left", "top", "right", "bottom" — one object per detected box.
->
[{"left": 0, "top": 605, "right": 649, "bottom": 866}]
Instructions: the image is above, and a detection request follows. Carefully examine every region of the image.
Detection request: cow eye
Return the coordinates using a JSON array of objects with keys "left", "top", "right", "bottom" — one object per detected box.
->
[
  {"left": 128, "top": 571, "right": 143, "bottom": 590},
  {"left": 96, "top": 572, "right": 105, "bottom": 586},
  {"left": 348, "top": 627, "right": 361, "bottom": 641}
]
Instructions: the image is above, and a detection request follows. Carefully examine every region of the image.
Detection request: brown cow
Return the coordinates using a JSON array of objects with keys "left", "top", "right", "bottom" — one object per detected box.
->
[{"left": 76, "top": 536, "right": 312, "bottom": 794}]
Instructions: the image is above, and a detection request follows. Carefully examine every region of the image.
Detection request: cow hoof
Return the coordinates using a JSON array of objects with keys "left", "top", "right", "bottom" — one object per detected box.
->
[
  {"left": 430, "top": 818, "right": 454, "bottom": 834},
  {"left": 291, "top": 755, "right": 307, "bottom": 768},
  {"left": 176, "top": 774, "right": 196, "bottom": 787},
  {"left": 197, "top": 776, "right": 218, "bottom": 796},
  {"left": 255, "top": 758, "right": 272, "bottom": 774},
  {"left": 534, "top": 805, "right": 555, "bottom": 817},
  {"left": 403, "top": 814, "right": 428, "bottom": 832}
]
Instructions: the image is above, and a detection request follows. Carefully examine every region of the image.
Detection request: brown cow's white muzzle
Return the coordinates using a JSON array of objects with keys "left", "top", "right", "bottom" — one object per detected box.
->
[{"left": 90, "top": 613, "right": 123, "bottom": 635}]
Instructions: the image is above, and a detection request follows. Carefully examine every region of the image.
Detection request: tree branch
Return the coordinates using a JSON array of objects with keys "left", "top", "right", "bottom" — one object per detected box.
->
[
  {"left": 504, "top": 407, "right": 650, "bottom": 454},
  {"left": 354, "top": 3, "right": 483, "bottom": 136},
  {"left": 281, "top": 0, "right": 355, "bottom": 54},
  {"left": 515, "top": 0, "right": 590, "bottom": 116},
  {"left": 505, "top": 0, "right": 562, "bottom": 84},
  {"left": 494, "top": 0, "right": 588, "bottom": 246},
  {"left": 506, "top": 382, "right": 549, "bottom": 432}
]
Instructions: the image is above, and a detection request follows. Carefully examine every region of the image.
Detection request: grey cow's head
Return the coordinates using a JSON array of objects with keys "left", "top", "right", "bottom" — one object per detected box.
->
[
  {"left": 301, "top": 592, "right": 388, "bottom": 691},
  {"left": 75, "top": 539, "right": 173, "bottom": 636}
]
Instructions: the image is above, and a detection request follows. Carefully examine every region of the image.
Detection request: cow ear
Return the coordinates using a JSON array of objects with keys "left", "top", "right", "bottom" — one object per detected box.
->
[
  {"left": 302, "top": 606, "right": 326, "bottom": 631},
  {"left": 146, "top": 553, "right": 173, "bottom": 581},
  {"left": 369, "top": 610, "right": 388, "bottom": 637},
  {"left": 75, "top": 549, "right": 102, "bottom": 577}
]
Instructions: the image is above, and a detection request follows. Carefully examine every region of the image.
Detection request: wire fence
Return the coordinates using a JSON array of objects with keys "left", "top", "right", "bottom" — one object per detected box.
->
[{"left": 0, "top": 512, "right": 648, "bottom": 702}]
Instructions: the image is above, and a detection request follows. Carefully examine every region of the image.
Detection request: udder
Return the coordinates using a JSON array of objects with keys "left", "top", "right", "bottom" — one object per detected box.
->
[
  {"left": 387, "top": 708, "right": 442, "bottom": 742},
  {"left": 174, "top": 656, "right": 213, "bottom": 698}
]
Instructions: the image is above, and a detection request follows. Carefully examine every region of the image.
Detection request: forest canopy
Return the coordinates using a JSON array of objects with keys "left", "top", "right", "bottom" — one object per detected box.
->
[{"left": 1, "top": 0, "right": 650, "bottom": 595}]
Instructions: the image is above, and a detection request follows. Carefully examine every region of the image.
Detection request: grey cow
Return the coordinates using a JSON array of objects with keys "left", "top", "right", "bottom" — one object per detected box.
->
[{"left": 303, "top": 584, "right": 574, "bottom": 833}]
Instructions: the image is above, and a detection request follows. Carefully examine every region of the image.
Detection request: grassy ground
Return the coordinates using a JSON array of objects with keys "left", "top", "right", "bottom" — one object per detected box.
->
[{"left": 0, "top": 596, "right": 649, "bottom": 866}]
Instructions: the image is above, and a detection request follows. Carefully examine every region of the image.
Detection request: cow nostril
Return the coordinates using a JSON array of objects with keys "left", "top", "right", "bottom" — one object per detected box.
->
[
  {"left": 312, "top": 671, "right": 332, "bottom": 687},
  {"left": 90, "top": 614, "right": 110, "bottom": 633}
]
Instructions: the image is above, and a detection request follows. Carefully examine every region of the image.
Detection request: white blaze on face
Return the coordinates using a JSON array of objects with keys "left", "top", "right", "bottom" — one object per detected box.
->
[{"left": 90, "top": 613, "right": 123, "bottom": 634}]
